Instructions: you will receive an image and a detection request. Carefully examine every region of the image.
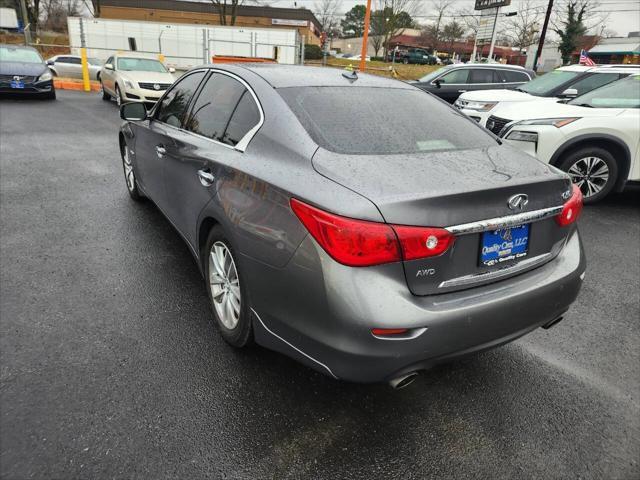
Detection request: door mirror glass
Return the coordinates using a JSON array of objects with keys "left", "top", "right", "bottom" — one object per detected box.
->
[
  {"left": 560, "top": 88, "right": 578, "bottom": 98},
  {"left": 120, "top": 102, "right": 147, "bottom": 121},
  {"left": 168, "top": 67, "right": 176, "bottom": 74},
  {"left": 105, "top": 63, "right": 114, "bottom": 70}
]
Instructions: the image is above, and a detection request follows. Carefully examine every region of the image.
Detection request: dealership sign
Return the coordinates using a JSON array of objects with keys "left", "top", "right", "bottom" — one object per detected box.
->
[
  {"left": 474, "top": 0, "right": 511, "bottom": 10},
  {"left": 271, "top": 19, "right": 309, "bottom": 27}
]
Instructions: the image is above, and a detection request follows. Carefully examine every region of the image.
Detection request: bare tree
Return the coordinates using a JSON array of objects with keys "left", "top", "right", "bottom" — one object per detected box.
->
[
  {"left": 441, "top": 19, "right": 465, "bottom": 55},
  {"left": 502, "top": 0, "right": 543, "bottom": 51},
  {"left": 428, "top": 0, "right": 452, "bottom": 44},
  {"left": 210, "top": 0, "right": 263, "bottom": 26},
  {"left": 42, "top": 0, "right": 81, "bottom": 31},
  {"left": 373, "top": 0, "right": 421, "bottom": 58},
  {"left": 313, "top": 0, "right": 340, "bottom": 34}
]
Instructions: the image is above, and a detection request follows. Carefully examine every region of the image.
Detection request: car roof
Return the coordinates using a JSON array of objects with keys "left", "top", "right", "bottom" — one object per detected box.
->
[
  {"left": 226, "top": 64, "right": 415, "bottom": 89},
  {"left": 461, "top": 63, "right": 526, "bottom": 70},
  {"left": 0, "top": 43, "right": 38, "bottom": 52},
  {"left": 557, "top": 64, "right": 640, "bottom": 74},
  {"left": 113, "top": 52, "right": 162, "bottom": 59}
]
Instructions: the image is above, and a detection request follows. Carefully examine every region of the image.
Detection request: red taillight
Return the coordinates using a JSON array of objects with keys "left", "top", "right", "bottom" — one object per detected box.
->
[
  {"left": 392, "top": 225, "right": 455, "bottom": 261},
  {"left": 290, "top": 199, "right": 455, "bottom": 267},
  {"left": 556, "top": 184, "right": 583, "bottom": 227},
  {"left": 290, "top": 198, "right": 401, "bottom": 267},
  {"left": 371, "top": 328, "right": 408, "bottom": 336}
]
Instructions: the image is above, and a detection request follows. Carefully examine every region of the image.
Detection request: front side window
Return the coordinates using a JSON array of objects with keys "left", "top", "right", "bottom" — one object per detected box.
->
[
  {"left": 279, "top": 86, "right": 495, "bottom": 155},
  {"left": 185, "top": 73, "right": 248, "bottom": 145},
  {"left": 469, "top": 69, "right": 497, "bottom": 84},
  {"left": 117, "top": 57, "right": 167, "bottom": 73},
  {"left": 155, "top": 71, "right": 206, "bottom": 127},
  {"left": 440, "top": 69, "right": 469, "bottom": 84},
  {"left": 568, "top": 74, "right": 640, "bottom": 108},
  {"left": 569, "top": 73, "right": 621, "bottom": 95}
]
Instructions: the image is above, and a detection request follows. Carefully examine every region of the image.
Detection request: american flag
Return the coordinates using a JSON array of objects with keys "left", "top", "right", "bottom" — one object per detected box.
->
[{"left": 579, "top": 50, "right": 596, "bottom": 66}]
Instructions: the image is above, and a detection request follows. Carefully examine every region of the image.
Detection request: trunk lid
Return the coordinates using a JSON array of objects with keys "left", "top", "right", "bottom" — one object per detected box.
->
[{"left": 312, "top": 145, "right": 572, "bottom": 295}]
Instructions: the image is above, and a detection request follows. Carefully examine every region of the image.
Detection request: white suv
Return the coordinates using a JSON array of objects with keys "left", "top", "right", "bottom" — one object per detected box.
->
[
  {"left": 455, "top": 65, "right": 638, "bottom": 126},
  {"left": 492, "top": 74, "right": 640, "bottom": 203}
]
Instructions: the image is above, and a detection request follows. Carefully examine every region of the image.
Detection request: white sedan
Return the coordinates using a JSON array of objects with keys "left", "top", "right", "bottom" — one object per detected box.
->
[{"left": 491, "top": 74, "right": 640, "bottom": 203}]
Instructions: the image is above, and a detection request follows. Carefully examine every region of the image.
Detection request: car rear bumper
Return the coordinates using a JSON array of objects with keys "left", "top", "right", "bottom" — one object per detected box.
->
[{"left": 246, "top": 227, "right": 586, "bottom": 383}]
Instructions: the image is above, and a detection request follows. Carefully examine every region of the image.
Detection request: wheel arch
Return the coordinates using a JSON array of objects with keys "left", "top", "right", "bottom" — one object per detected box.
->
[
  {"left": 198, "top": 216, "right": 221, "bottom": 270},
  {"left": 549, "top": 134, "right": 631, "bottom": 192}
]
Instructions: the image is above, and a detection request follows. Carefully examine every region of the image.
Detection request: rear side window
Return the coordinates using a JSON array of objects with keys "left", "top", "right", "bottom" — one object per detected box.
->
[
  {"left": 279, "top": 86, "right": 495, "bottom": 155},
  {"left": 469, "top": 69, "right": 497, "bottom": 83},
  {"left": 185, "top": 73, "right": 246, "bottom": 144},
  {"left": 156, "top": 71, "right": 205, "bottom": 127},
  {"left": 440, "top": 68, "right": 469, "bottom": 84},
  {"left": 502, "top": 70, "right": 530, "bottom": 82},
  {"left": 570, "top": 73, "right": 621, "bottom": 95},
  {"left": 223, "top": 91, "right": 261, "bottom": 146},
  {"left": 62, "top": 57, "right": 81, "bottom": 64}
]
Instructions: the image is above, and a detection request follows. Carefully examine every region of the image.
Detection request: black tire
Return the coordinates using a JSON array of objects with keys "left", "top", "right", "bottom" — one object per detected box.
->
[
  {"left": 557, "top": 146, "right": 618, "bottom": 204},
  {"left": 115, "top": 85, "right": 123, "bottom": 106},
  {"left": 203, "top": 225, "right": 253, "bottom": 348},
  {"left": 42, "top": 89, "right": 56, "bottom": 100},
  {"left": 101, "top": 81, "right": 111, "bottom": 101},
  {"left": 120, "top": 141, "right": 143, "bottom": 201}
]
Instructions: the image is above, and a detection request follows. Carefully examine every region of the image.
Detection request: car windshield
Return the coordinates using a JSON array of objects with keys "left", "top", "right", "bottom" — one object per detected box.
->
[
  {"left": 568, "top": 74, "right": 640, "bottom": 108},
  {"left": 518, "top": 69, "right": 583, "bottom": 96},
  {"left": 279, "top": 86, "right": 496, "bottom": 155},
  {"left": 0, "top": 46, "right": 43, "bottom": 64},
  {"left": 117, "top": 57, "right": 167, "bottom": 72},
  {"left": 417, "top": 67, "right": 449, "bottom": 83}
]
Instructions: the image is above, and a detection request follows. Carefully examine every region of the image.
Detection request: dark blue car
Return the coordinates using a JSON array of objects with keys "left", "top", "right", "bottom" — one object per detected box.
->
[{"left": 0, "top": 44, "right": 55, "bottom": 99}]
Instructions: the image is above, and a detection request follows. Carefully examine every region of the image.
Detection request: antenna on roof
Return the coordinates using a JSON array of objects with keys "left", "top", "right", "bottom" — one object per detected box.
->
[{"left": 342, "top": 64, "right": 358, "bottom": 81}]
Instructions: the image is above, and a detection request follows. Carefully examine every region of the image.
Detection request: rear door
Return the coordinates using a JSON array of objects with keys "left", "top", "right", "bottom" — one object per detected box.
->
[
  {"left": 163, "top": 71, "right": 262, "bottom": 248},
  {"left": 132, "top": 70, "right": 206, "bottom": 210},
  {"left": 435, "top": 68, "right": 470, "bottom": 103},
  {"left": 467, "top": 68, "right": 502, "bottom": 93}
]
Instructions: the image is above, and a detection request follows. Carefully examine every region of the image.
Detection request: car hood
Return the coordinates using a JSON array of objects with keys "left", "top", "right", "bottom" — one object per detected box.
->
[
  {"left": 0, "top": 61, "right": 47, "bottom": 77},
  {"left": 492, "top": 101, "right": 624, "bottom": 121},
  {"left": 118, "top": 70, "right": 175, "bottom": 83},
  {"left": 312, "top": 144, "right": 569, "bottom": 227},
  {"left": 460, "top": 89, "right": 540, "bottom": 102}
]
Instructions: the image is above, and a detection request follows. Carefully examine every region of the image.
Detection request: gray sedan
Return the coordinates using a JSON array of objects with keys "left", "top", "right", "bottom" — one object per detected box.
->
[
  {"left": 118, "top": 64, "right": 586, "bottom": 387},
  {"left": 46, "top": 54, "right": 102, "bottom": 80}
]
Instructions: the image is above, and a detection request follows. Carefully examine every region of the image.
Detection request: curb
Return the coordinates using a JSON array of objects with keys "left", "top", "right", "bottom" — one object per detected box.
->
[{"left": 53, "top": 78, "right": 101, "bottom": 92}]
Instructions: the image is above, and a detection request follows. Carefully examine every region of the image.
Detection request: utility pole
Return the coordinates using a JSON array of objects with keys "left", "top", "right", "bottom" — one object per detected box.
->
[
  {"left": 487, "top": 7, "right": 500, "bottom": 61},
  {"left": 533, "top": 0, "right": 554, "bottom": 72},
  {"left": 18, "top": 0, "right": 31, "bottom": 45},
  {"left": 359, "top": 0, "right": 372, "bottom": 73}
]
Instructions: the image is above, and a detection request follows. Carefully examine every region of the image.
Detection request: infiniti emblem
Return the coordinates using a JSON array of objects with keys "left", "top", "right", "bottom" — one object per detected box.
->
[{"left": 508, "top": 193, "right": 529, "bottom": 211}]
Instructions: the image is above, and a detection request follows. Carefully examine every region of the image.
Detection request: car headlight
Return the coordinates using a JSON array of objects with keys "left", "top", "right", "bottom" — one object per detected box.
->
[
  {"left": 123, "top": 79, "right": 135, "bottom": 89},
  {"left": 506, "top": 130, "right": 538, "bottom": 143},
  {"left": 517, "top": 117, "right": 580, "bottom": 128},
  {"left": 459, "top": 100, "right": 497, "bottom": 112},
  {"left": 38, "top": 71, "right": 52, "bottom": 81}
]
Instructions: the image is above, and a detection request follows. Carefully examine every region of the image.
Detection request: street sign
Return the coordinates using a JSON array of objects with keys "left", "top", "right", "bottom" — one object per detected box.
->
[
  {"left": 475, "top": 0, "right": 511, "bottom": 10},
  {"left": 476, "top": 8, "right": 497, "bottom": 43}
]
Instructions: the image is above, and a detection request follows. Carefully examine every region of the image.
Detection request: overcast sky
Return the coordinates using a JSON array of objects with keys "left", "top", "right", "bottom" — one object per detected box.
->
[{"left": 265, "top": 0, "right": 640, "bottom": 38}]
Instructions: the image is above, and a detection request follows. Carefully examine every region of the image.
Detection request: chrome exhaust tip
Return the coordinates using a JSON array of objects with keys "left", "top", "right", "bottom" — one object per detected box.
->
[{"left": 389, "top": 372, "right": 419, "bottom": 390}]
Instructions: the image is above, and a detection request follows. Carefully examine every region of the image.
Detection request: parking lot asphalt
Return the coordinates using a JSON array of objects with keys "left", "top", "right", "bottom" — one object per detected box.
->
[{"left": 1, "top": 90, "right": 639, "bottom": 480}]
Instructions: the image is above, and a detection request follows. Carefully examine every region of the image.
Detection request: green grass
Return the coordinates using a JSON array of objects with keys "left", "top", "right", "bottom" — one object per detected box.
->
[{"left": 305, "top": 58, "right": 441, "bottom": 81}]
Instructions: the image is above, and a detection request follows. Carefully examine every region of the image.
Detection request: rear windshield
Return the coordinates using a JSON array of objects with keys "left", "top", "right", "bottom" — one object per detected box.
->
[
  {"left": 279, "top": 86, "right": 495, "bottom": 155},
  {"left": 517, "top": 69, "right": 582, "bottom": 96}
]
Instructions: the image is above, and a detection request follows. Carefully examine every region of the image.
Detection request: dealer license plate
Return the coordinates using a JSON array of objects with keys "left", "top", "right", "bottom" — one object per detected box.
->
[
  {"left": 480, "top": 224, "right": 530, "bottom": 267},
  {"left": 10, "top": 80, "right": 25, "bottom": 89}
]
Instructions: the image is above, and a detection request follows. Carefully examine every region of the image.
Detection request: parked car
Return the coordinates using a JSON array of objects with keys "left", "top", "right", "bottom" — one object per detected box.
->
[
  {"left": 99, "top": 52, "right": 176, "bottom": 108},
  {"left": 46, "top": 54, "right": 102, "bottom": 80},
  {"left": 0, "top": 44, "right": 55, "bottom": 99},
  {"left": 411, "top": 63, "right": 535, "bottom": 104},
  {"left": 491, "top": 74, "right": 640, "bottom": 203},
  {"left": 402, "top": 48, "right": 438, "bottom": 65},
  {"left": 456, "top": 65, "right": 638, "bottom": 125},
  {"left": 118, "top": 65, "right": 586, "bottom": 386}
]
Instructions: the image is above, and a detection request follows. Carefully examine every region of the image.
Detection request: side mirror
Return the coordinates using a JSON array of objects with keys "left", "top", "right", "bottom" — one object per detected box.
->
[
  {"left": 168, "top": 67, "right": 176, "bottom": 74},
  {"left": 120, "top": 102, "right": 147, "bottom": 121},
  {"left": 434, "top": 78, "right": 443, "bottom": 88},
  {"left": 560, "top": 88, "right": 578, "bottom": 98},
  {"left": 105, "top": 63, "right": 114, "bottom": 70},
  {"left": 46, "top": 60, "right": 54, "bottom": 66}
]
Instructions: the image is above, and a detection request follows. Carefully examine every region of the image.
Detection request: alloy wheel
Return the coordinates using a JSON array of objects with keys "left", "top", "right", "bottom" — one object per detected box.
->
[
  {"left": 567, "top": 156, "right": 609, "bottom": 199},
  {"left": 122, "top": 146, "right": 135, "bottom": 192},
  {"left": 116, "top": 86, "right": 122, "bottom": 106},
  {"left": 209, "top": 242, "right": 241, "bottom": 330}
]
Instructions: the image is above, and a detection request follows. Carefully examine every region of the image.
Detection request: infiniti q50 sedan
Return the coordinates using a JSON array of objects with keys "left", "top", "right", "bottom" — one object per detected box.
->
[{"left": 118, "top": 64, "right": 586, "bottom": 387}]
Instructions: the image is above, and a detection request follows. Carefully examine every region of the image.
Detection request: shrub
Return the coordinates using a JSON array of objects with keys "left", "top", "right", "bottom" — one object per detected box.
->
[{"left": 304, "top": 44, "right": 323, "bottom": 60}]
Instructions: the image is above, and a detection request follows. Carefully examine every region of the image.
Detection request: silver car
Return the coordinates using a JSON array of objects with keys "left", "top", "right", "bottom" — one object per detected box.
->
[
  {"left": 118, "top": 65, "right": 586, "bottom": 388},
  {"left": 46, "top": 54, "right": 102, "bottom": 80}
]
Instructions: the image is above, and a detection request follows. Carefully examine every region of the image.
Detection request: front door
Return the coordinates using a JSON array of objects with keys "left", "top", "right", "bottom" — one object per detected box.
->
[{"left": 436, "top": 68, "right": 470, "bottom": 103}]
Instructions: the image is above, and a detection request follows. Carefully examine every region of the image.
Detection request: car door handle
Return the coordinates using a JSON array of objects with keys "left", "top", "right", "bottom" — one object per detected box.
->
[
  {"left": 155, "top": 145, "right": 166, "bottom": 157},
  {"left": 458, "top": 89, "right": 467, "bottom": 93},
  {"left": 197, "top": 169, "right": 215, "bottom": 187}
]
